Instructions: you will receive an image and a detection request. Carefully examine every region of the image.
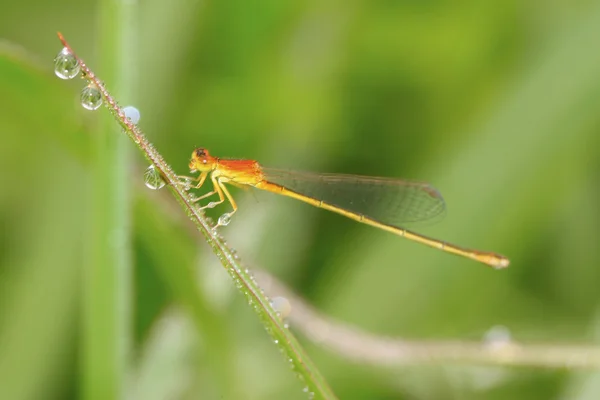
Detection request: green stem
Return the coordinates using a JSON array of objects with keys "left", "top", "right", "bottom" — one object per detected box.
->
[
  {"left": 82, "top": 1, "right": 137, "bottom": 399},
  {"left": 59, "top": 31, "right": 337, "bottom": 399}
]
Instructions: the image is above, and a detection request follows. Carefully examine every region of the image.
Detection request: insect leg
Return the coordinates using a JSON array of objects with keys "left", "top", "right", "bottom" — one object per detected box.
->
[{"left": 197, "top": 174, "right": 225, "bottom": 210}]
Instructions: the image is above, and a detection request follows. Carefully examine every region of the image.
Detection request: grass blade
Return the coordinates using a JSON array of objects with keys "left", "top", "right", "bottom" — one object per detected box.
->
[{"left": 55, "top": 32, "right": 337, "bottom": 400}]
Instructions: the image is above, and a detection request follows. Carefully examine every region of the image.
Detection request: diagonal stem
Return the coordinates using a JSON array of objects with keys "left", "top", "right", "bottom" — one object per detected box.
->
[{"left": 56, "top": 32, "right": 337, "bottom": 400}]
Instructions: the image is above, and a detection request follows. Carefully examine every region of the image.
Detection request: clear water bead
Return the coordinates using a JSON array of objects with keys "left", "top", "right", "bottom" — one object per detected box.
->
[
  {"left": 80, "top": 84, "right": 102, "bottom": 110},
  {"left": 218, "top": 213, "right": 232, "bottom": 226},
  {"left": 207, "top": 201, "right": 219, "bottom": 209},
  {"left": 144, "top": 165, "right": 166, "bottom": 190},
  {"left": 54, "top": 47, "right": 80, "bottom": 79},
  {"left": 177, "top": 176, "right": 193, "bottom": 191}
]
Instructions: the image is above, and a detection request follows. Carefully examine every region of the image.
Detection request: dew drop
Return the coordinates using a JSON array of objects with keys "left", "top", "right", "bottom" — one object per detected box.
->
[
  {"left": 483, "top": 325, "right": 513, "bottom": 352},
  {"left": 218, "top": 213, "right": 232, "bottom": 226},
  {"left": 228, "top": 250, "right": 238, "bottom": 264},
  {"left": 177, "top": 176, "right": 193, "bottom": 191},
  {"left": 80, "top": 84, "right": 102, "bottom": 110},
  {"left": 123, "top": 105, "right": 141, "bottom": 124},
  {"left": 271, "top": 296, "right": 292, "bottom": 319},
  {"left": 54, "top": 47, "right": 80, "bottom": 79},
  {"left": 143, "top": 165, "right": 166, "bottom": 190}
]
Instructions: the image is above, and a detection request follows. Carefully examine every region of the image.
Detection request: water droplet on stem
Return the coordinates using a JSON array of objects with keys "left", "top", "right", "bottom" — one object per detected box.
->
[
  {"left": 144, "top": 165, "right": 166, "bottom": 190},
  {"left": 80, "top": 84, "right": 102, "bottom": 110},
  {"left": 483, "top": 325, "right": 513, "bottom": 353},
  {"left": 271, "top": 296, "right": 292, "bottom": 319},
  {"left": 123, "top": 106, "right": 141, "bottom": 124},
  {"left": 54, "top": 48, "right": 80, "bottom": 79}
]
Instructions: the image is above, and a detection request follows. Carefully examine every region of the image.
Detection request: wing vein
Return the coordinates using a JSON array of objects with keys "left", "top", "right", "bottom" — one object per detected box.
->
[{"left": 261, "top": 168, "right": 446, "bottom": 226}]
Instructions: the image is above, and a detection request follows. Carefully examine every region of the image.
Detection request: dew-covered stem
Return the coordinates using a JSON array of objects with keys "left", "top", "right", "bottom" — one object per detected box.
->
[{"left": 55, "top": 32, "right": 337, "bottom": 399}]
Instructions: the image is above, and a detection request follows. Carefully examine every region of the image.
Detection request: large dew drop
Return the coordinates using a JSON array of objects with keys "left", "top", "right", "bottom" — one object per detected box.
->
[
  {"left": 144, "top": 165, "right": 166, "bottom": 190},
  {"left": 54, "top": 47, "right": 80, "bottom": 79},
  {"left": 123, "top": 106, "right": 141, "bottom": 124},
  {"left": 80, "top": 84, "right": 102, "bottom": 110}
]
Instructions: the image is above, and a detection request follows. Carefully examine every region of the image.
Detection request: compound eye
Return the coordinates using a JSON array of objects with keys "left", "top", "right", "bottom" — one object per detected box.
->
[{"left": 195, "top": 148, "right": 209, "bottom": 158}]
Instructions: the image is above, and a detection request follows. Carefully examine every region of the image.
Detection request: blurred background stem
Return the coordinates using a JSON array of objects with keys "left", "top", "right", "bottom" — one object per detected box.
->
[{"left": 82, "top": 1, "right": 136, "bottom": 399}]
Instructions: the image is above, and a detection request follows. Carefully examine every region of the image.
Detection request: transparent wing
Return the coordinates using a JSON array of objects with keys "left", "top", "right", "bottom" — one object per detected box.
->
[{"left": 262, "top": 168, "right": 446, "bottom": 225}]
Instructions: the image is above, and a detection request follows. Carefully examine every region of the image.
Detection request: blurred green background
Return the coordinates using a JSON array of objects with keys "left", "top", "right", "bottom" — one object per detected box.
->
[{"left": 2, "top": 0, "right": 600, "bottom": 399}]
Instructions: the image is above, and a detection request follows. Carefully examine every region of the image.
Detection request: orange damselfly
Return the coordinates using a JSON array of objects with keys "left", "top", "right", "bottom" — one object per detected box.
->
[{"left": 181, "top": 148, "right": 509, "bottom": 269}]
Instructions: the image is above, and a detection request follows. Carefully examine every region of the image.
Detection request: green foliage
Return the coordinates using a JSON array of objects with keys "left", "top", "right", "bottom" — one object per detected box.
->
[{"left": 2, "top": 1, "right": 600, "bottom": 399}]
